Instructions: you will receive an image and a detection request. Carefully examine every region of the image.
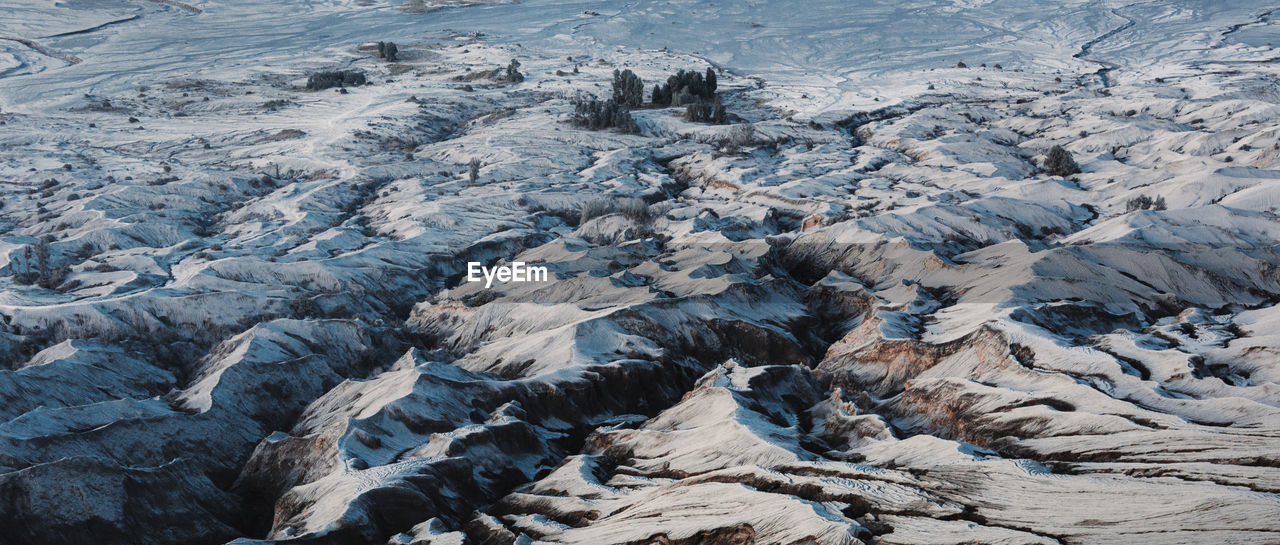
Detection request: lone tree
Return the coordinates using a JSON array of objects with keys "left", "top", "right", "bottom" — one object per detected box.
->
[
  {"left": 468, "top": 159, "right": 480, "bottom": 185},
  {"left": 1044, "top": 145, "right": 1081, "bottom": 177},
  {"left": 12, "top": 245, "right": 35, "bottom": 284},
  {"left": 611, "top": 69, "right": 644, "bottom": 108}
]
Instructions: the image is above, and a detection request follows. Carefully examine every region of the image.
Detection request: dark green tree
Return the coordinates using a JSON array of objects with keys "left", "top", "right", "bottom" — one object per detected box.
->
[
  {"left": 306, "top": 70, "right": 366, "bottom": 90},
  {"left": 653, "top": 84, "right": 673, "bottom": 107},
  {"left": 612, "top": 69, "right": 644, "bottom": 108},
  {"left": 571, "top": 97, "right": 639, "bottom": 134},
  {"left": 1044, "top": 145, "right": 1080, "bottom": 176},
  {"left": 376, "top": 41, "right": 399, "bottom": 62}
]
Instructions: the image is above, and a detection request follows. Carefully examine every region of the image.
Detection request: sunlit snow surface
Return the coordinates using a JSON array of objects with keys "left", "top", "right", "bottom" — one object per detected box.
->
[
  {"left": 3, "top": 1, "right": 1276, "bottom": 112},
  {"left": 1, "top": 1, "right": 1280, "bottom": 544}
]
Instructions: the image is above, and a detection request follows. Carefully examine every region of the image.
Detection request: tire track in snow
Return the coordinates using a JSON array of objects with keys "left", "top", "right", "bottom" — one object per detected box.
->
[{"left": 42, "top": 15, "right": 143, "bottom": 39}]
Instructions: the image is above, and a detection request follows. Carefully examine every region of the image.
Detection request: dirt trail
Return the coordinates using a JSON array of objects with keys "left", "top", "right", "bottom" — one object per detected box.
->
[{"left": 0, "top": 37, "right": 82, "bottom": 64}]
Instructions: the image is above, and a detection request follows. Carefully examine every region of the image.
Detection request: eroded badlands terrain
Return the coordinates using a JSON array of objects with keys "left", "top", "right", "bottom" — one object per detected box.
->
[{"left": 1, "top": 1, "right": 1279, "bottom": 544}]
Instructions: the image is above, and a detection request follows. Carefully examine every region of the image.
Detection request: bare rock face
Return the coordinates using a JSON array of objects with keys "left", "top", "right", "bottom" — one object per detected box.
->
[
  {"left": 0, "top": 456, "right": 242, "bottom": 545},
  {"left": 3, "top": 2, "right": 1280, "bottom": 544},
  {"left": 0, "top": 318, "right": 395, "bottom": 544}
]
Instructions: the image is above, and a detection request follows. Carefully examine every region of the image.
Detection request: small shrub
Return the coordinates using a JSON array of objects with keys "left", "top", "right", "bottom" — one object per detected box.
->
[
  {"left": 291, "top": 295, "right": 322, "bottom": 319},
  {"left": 1126, "top": 195, "right": 1152, "bottom": 212},
  {"left": 32, "top": 237, "right": 66, "bottom": 289},
  {"left": 1038, "top": 225, "right": 1066, "bottom": 237},
  {"left": 579, "top": 197, "right": 650, "bottom": 224},
  {"left": 577, "top": 200, "right": 610, "bottom": 224},
  {"left": 1126, "top": 194, "right": 1167, "bottom": 212},
  {"left": 721, "top": 123, "right": 755, "bottom": 152}
]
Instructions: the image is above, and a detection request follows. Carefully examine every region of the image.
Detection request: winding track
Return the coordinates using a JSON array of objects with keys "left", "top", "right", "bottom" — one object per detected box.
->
[
  {"left": 1072, "top": 7, "right": 1136, "bottom": 88},
  {"left": 0, "top": 37, "right": 82, "bottom": 65}
]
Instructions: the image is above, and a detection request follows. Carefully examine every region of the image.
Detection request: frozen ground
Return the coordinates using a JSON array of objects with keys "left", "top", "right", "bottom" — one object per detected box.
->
[{"left": 1, "top": 1, "right": 1279, "bottom": 544}]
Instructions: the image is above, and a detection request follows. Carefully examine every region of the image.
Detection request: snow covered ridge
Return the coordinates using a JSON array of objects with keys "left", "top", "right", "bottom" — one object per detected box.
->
[{"left": 2, "top": 0, "right": 1280, "bottom": 544}]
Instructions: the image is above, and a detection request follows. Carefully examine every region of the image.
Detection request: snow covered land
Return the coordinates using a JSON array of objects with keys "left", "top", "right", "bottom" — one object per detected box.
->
[{"left": 1, "top": 0, "right": 1279, "bottom": 543}]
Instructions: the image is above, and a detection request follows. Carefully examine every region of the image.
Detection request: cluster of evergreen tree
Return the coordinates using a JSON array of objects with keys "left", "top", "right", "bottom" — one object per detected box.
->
[
  {"left": 503, "top": 59, "right": 524, "bottom": 83},
  {"left": 572, "top": 66, "right": 727, "bottom": 132},
  {"left": 571, "top": 97, "right": 639, "bottom": 133},
  {"left": 376, "top": 41, "right": 398, "bottom": 62},
  {"left": 11, "top": 238, "right": 66, "bottom": 289},
  {"left": 651, "top": 68, "right": 717, "bottom": 108},
  {"left": 1126, "top": 194, "right": 1167, "bottom": 212},
  {"left": 612, "top": 69, "right": 645, "bottom": 108},
  {"left": 684, "top": 95, "right": 726, "bottom": 123},
  {"left": 306, "top": 70, "right": 366, "bottom": 91}
]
